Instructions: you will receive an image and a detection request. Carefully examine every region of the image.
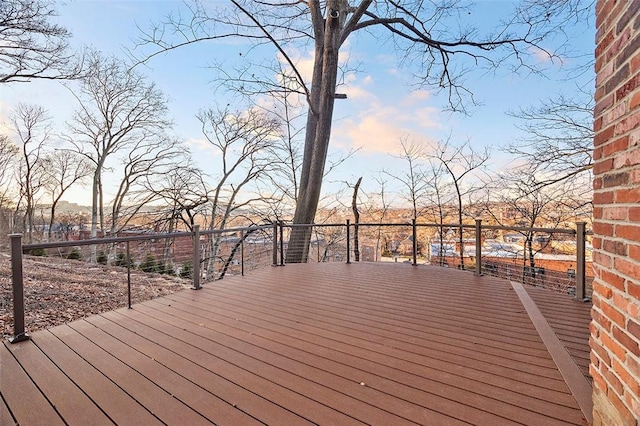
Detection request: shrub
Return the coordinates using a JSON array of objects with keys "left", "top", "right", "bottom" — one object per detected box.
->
[
  {"left": 179, "top": 261, "right": 192, "bottom": 279},
  {"left": 115, "top": 252, "right": 133, "bottom": 268},
  {"left": 139, "top": 254, "right": 157, "bottom": 273},
  {"left": 27, "top": 248, "right": 46, "bottom": 257},
  {"left": 67, "top": 248, "right": 82, "bottom": 260},
  {"left": 97, "top": 251, "right": 108, "bottom": 265}
]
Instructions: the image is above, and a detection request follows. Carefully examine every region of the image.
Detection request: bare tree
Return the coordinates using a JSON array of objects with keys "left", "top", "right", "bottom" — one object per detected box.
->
[
  {"left": 107, "top": 136, "right": 184, "bottom": 236},
  {"left": 482, "top": 168, "right": 577, "bottom": 282},
  {"left": 0, "top": 135, "right": 19, "bottom": 241},
  {"left": 422, "top": 158, "right": 455, "bottom": 266},
  {"left": 427, "top": 138, "right": 490, "bottom": 269},
  {"left": 504, "top": 89, "right": 594, "bottom": 190},
  {"left": 42, "top": 150, "right": 92, "bottom": 240},
  {"left": 383, "top": 137, "right": 431, "bottom": 221},
  {"left": 136, "top": 0, "right": 590, "bottom": 262},
  {"left": 144, "top": 163, "right": 210, "bottom": 232},
  {"left": 11, "top": 103, "right": 50, "bottom": 242},
  {"left": 0, "top": 0, "right": 84, "bottom": 83},
  {"left": 65, "top": 52, "right": 171, "bottom": 245},
  {"left": 196, "top": 106, "right": 280, "bottom": 276}
]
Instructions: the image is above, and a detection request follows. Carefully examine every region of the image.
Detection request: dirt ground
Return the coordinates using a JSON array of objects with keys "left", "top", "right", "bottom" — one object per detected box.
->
[{"left": 1, "top": 253, "right": 190, "bottom": 340}]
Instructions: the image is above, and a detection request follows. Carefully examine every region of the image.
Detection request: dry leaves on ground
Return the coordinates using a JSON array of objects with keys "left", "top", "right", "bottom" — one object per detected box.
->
[{"left": 1, "top": 253, "right": 190, "bottom": 340}]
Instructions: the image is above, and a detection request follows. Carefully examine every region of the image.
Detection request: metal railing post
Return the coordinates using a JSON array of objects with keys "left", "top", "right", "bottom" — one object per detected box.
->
[
  {"left": 412, "top": 219, "right": 418, "bottom": 266},
  {"left": 346, "top": 220, "right": 351, "bottom": 264},
  {"left": 127, "top": 241, "right": 132, "bottom": 308},
  {"left": 576, "top": 222, "right": 587, "bottom": 301},
  {"left": 272, "top": 222, "right": 278, "bottom": 266},
  {"left": 192, "top": 225, "right": 201, "bottom": 290},
  {"left": 10, "top": 234, "right": 29, "bottom": 343},
  {"left": 279, "top": 222, "right": 285, "bottom": 266},
  {"left": 241, "top": 230, "right": 245, "bottom": 276},
  {"left": 475, "top": 219, "right": 483, "bottom": 276}
]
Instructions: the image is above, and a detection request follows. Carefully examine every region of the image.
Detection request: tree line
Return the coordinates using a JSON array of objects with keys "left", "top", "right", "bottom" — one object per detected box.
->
[{"left": 1, "top": 0, "right": 594, "bottom": 264}]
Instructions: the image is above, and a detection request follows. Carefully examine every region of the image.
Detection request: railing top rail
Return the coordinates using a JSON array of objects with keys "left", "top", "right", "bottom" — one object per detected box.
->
[
  {"left": 479, "top": 224, "right": 577, "bottom": 235},
  {"left": 280, "top": 221, "right": 585, "bottom": 235},
  {"left": 21, "top": 231, "right": 194, "bottom": 251},
  {"left": 199, "top": 224, "right": 273, "bottom": 236},
  {"left": 20, "top": 224, "right": 273, "bottom": 252}
]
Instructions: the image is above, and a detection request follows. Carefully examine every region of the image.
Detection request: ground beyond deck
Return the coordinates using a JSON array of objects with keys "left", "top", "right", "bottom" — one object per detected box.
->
[{"left": 1, "top": 263, "right": 592, "bottom": 425}]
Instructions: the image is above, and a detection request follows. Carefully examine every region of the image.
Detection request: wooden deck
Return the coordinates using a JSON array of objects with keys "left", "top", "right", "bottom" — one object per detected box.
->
[{"left": 1, "top": 263, "right": 592, "bottom": 425}]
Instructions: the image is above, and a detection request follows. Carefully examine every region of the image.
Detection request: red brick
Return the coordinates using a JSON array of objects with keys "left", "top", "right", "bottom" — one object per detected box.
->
[
  {"left": 594, "top": 221, "right": 614, "bottom": 236},
  {"left": 596, "top": 55, "right": 606, "bottom": 74},
  {"left": 628, "top": 319, "right": 640, "bottom": 342},
  {"left": 591, "top": 365, "right": 607, "bottom": 392},
  {"left": 632, "top": 51, "right": 640, "bottom": 73},
  {"left": 593, "top": 303, "right": 614, "bottom": 328},
  {"left": 615, "top": 110, "right": 640, "bottom": 134},
  {"left": 616, "top": 29, "right": 640, "bottom": 71},
  {"left": 602, "top": 206, "right": 629, "bottom": 220},
  {"left": 593, "top": 236, "right": 603, "bottom": 249},
  {"left": 594, "top": 177, "right": 604, "bottom": 190},
  {"left": 613, "top": 146, "right": 640, "bottom": 167},
  {"left": 595, "top": 83, "right": 606, "bottom": 101},
  {"left": 603, "top": 239, "right": 628, "bottom": 255},
  {"left": 594, "top": 190, "right": 614, "bottom": 204},
  {"left": 594, "top": 158, "right": 614, "bottom": 175},
  {"left": 606, "top": 63, "right": 630, "bottom": 94},
  {"left": 591, "top": 352, "right": 601, "bottom": 369},
  {"left": 604, "top": 135, "right": 630, "bottom": 156},
  {"left": 596, "top": 94, "right": 615, "bottom": 117},
  {"left": 596, "top": 29, "right": 616, "bottom": 58},
  {"left": 602, "top": 330, "right": 629, "bottom": 360},
  {"left": 629, "top": 243, "right": 640, "bottom": 261},
  {"left": 630, "top": 206, "right": 640, "bottom": 221},
  {"left": 630, "top": 169, "right": 640, "bottom": 184},
  {"left": 630, "top": 281, "right": 640, "bottom": 299},
  {"left": 594, "top": 251, "right": 613, "bottom": 268},
  {"left": 616, "top": 1, "right": 640, "bottom": 35},
  {"left": 604, "top": 362, "right": 625, "bottom": 394},
  {"left": 615, "top": 224, "right": 640, "bottom": 240},
  {"left": 627, "top": 354, "right": 640, "bottom": 378},
  {"left": 614, "top": 257, "right": 640, "bottom": 279},
  {"left": 615, "top": 187, "right": 640, "bottom": 203},
  {"left": 602, "top": 269, "right": 626, "bottom": 291},
  {"left": 616, "top": 72, "right": 640, "bottom": 100},
  {"left": 631, "top": 91, "right": 640, "bottom": 109},
  {"left": 602, "top": 300, "right": 628, "bottom": 328},
  {"left": 603, "top": 172, "right": 630, "bottom": 187},
  {"left": 596, "top": 0, "right": 615, "bottom": 28},
  {"left": 594, "top": 146, "right": 603, "bottom": 160}
]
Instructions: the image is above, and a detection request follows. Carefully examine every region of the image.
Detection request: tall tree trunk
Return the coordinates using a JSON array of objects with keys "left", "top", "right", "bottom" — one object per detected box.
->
[
  {"left": 352, "top": 177, "right": 362, "bottom": 261},
  {"left": 287, "top": 1, "right": 343, "bottom": 263}
]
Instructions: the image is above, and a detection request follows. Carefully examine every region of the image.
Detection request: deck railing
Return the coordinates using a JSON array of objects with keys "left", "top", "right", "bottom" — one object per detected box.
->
[{"left": 7, "top": 220, "right": 590, "bottom": 343}]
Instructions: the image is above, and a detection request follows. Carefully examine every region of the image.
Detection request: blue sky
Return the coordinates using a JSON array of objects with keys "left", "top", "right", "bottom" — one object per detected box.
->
[{"left": 0, "top": 1, "right": 595, "bottom": 206}]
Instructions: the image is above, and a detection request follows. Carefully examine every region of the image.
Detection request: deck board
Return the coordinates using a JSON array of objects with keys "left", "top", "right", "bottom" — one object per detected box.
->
[
  {"left": 524, "top": 285, "right": 592, "bottom": 381},
  {"left": 0, "top": 342, "right": 65, "bottom": 426},
  {"left": 1, "top": 263, "right": 590, "bottom": 425},
  {"left": 4, "top": 334, "right": 112, "bottom": 425}
]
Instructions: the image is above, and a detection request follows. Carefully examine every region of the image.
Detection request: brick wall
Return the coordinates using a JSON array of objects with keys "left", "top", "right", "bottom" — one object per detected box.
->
[{"left": 592, "top": 1, "right": 640, "bottom": 424}]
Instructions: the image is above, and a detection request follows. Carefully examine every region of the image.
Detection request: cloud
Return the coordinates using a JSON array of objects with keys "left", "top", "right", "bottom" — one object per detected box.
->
[
  {"left": 333, "top": 89, "right": 440, "bottom": 155},
  {"left": 185, "top": 137, "right": 212, "bottom": 151},
  {"left": 529, "top": 46, "right": 565, "bottom": 65},
  {"left": 0, "top": 101, "right": 12, "bottom": 135}
]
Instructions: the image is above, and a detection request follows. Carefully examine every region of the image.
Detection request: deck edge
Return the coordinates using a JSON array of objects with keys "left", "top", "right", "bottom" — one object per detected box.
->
[{"left": 510, "top": 280, "right": 593, "bottom": 425}]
